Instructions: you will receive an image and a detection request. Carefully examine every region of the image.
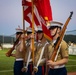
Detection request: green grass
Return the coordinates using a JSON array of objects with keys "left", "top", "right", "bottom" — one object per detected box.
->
[
  {"left": 66, "top": 55, "right": 76, "bottom": 72},
  {"left": 0, "top": 49, "right": 14, "bottom": 75},
  {"left": 0, "top": 49, "right": 76, "bottom": 75}
]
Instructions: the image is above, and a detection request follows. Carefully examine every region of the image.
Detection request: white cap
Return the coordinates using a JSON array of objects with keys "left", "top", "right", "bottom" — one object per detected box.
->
[
  {"left": 26, "top": 27, "right": 32, "bottom": 33},
  {"left": 36, "top": 26, "right": 43, "bottom": 32},
  {"left": 15, "top": 27, "right": 23, "bottom": 34},
  {"left": 15, "top": 25, "right": 23, "bottom": 33},
  {"left": 48, "top": 21, "right": 63, "bottom": 29},
  {"left": 16, "top": 29, "right": 23, "bottom": 33}
]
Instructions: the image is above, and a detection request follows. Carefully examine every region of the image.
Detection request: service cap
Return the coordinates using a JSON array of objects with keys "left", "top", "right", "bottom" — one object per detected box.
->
[
  {"left": 16, "top": 28, "right": 23, "bottom": 35},
  {"left": 36, "top": 26, "right": 43, "bottom": 33},
  {"left": 26, "top": 27, "right": 32, "bottom": 34},
  {"left": 48, "top": 21, "right": 63, "bottom": 30}
]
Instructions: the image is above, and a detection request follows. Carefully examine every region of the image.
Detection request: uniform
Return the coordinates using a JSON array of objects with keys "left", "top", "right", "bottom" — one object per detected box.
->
[
  {"left": 33, "top": 26, "right": 49, "bottom": 75},
  {"left": 14, "top": 41, "right": 25, "bottom": 75},
  {"left": 23, "top": 27, "right": 36, "bottom": 75},
  {"left": 13, "top": 29, "right": 25, "bottom": 75},
  {"left": 46, "top": 21, "right": 69, "bottom": 75},
  {"left": 48, "top": 40, "right": 68, "bottom": 75},
  {"left": 34, "top": 41, "right": 49, "bottom": 75},
  {"left": 24, "top": 41, "right": 33, "bottom": 75}
]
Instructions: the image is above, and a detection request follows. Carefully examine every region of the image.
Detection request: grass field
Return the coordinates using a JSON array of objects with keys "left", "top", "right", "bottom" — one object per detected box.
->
[
  {"left": 0, "top": 49, "right": 76, "bottom": 75},
  {"left": 0, "top": 49, "right": 14, "bottom": 75}
]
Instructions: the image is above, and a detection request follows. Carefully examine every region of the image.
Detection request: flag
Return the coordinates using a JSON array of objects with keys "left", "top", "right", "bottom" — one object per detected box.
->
[
  {"left": 22, "top": 0, "right": 40, "bottom": 27},
  {"left": 34, "top": 0, "right": 53, "bottom": 40},
  {"left": 34, "top": 0, "right": 52, "bottom": 21},
  {"left": 22, "top": 0, "right": 53, "bottom": 41}
]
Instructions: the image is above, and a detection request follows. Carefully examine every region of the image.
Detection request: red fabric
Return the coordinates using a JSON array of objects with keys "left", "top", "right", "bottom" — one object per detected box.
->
[
  {"left": 22, "top": 0, "right": 40, "bottom": 27},
  {"left": 34, "top": 0, "right": 53, "bottom": 40},
  {"left": 34, "top": 0, "right": 53, "bottom": 21},
  {"left": 42, "top": 66, "right": 44, "bottom": 75},
  {"left": 22, "top": 0, "right": 53, "bottom": 40},
  {"left": 30, "top": 64, "right": 33, "bottom": 74}
]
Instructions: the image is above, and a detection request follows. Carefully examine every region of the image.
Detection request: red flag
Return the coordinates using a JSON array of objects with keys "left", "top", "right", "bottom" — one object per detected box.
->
[
  {"left": 22, "top": 0, "right": 53, "bottom": 41},
  {"left": 34, "top": 0, "right": 53, "bottom": 21},
  {"left": 22, "top": 0, "right": 40, "bottom": 27}
]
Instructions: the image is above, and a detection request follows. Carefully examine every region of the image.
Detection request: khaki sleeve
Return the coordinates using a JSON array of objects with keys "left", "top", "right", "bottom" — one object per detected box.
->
[
  {"left": 60, "top": 40, "right": 69, "bottom": 58},
  {"left": 44, "top": 44, "right": 49, "bottom": 58},
  {"left": 44, "top": 44, "right": 54, "bottom": 60}
]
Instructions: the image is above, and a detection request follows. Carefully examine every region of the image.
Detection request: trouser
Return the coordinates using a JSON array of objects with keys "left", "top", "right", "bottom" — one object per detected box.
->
[
  {"left": 14, "top": 60, "right": 24, "bottom": 75},
  {"left": 35, "top": 66, "right": 45, "bottom": 75},
  {"left": 48, "top": 67, "right": 67, "bottom": 75},
  {"left": 24, "top": 64, "right": 33, "bottom": 75}
]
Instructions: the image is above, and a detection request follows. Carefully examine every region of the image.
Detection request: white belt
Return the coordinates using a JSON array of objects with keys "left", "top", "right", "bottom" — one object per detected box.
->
[
  {"left": 16, "top": 58, "right": 23, "bottom": 61},
  {"left": 50, "top": 65, "right": 65, "bottom": 69}
]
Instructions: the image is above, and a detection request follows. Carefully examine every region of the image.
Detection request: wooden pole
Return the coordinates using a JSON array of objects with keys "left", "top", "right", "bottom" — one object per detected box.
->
[
  {"left": 31, "top": 0, "right": 34, "bottom": 65},
  {"left": 22, "top": 5, "right": 25, "bottom": 51}
]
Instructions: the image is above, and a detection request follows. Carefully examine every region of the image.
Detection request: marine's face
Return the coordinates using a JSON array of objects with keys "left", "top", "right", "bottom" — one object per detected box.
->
[
  {"left": 16, "top": 34, "right": 20, "bottom": 39},
  {"left": 37, "top": 32, "right": 43, "bottom": 40},
  {"left": 50, "top": 27, "right": 58, "bottom": 36},
  {"left": 27, "top": 33, "right": 32, "bottom": 40},
  {"left": 50, "top": 27, "right": 61, "bottom": 40}
]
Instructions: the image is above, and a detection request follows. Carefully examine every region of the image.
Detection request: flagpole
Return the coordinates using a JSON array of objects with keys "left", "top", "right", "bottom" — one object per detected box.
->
[
  {"left": 22, "top": 5, "right": 25, "bottom": 51},
  {"left": 31, "top": 0, "right": 34, "bottom": 65},
  {"left": 22, "top": 6, "right": 25, "bottom": 31}
]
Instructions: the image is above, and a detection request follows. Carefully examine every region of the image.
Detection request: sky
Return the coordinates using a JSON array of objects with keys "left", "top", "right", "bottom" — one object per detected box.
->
[{"left": 0, "top": 0, "right": 76, "bottom": 36}]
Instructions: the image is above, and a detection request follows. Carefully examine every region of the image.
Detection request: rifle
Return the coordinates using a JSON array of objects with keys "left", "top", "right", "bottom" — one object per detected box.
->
[
  {"left": 50, "top": 11, "right": 73, "bottom": 61},
  {"left": 5, "top": 34, "right": 21, "bottom": 57},
  {"left": 45, "top": 11, "right": 73, "bottom": 75}
]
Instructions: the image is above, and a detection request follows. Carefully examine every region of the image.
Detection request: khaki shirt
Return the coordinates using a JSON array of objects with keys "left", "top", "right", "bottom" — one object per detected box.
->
[
  {"left": 15, "top": 41, "right": 26, "bottom": 59},
  {"left": 24, "top": 42, "right": 31, "bottom": 63},
  {"left": 47, "top": 40, "right": 69, "bottom": 61},
  {"left": 24, "top": 41, "right": 37, "bottom": 63},
  {"left": 34, "top": 41, "right": 49, "bottom": 66}
]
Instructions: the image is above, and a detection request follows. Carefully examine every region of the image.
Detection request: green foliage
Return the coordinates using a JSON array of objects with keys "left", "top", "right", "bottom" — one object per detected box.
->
[
  {"left": 0, "top": 35, "right": 15, "bottom": 44},
  {"left": 64, "top": 35, "right": 76, "bottom": 43}
]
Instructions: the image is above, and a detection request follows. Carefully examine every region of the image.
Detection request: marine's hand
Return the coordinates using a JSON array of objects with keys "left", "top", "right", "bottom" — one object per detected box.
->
[
  {"left": 21, "top": 67, "right": 27, "bottom": 72},
  {"left": 47, "top": 60, "right": 55, "bottom": 68}
]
